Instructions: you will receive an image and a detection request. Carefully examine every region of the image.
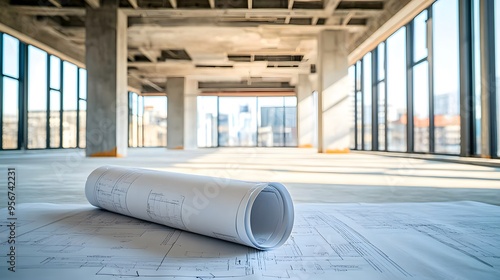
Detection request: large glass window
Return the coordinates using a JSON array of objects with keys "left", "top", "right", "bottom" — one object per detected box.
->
[
  {"left": 197, "top": 96, "right": 218, "bottom": 147},
  {"left": 377, "top": 43, "right": 386, "bottom": 151},
  {"left": 412, "top": 10, "right": 429, "bottom": 153},
  {"left": 495, "top": 1, "right": 500, "bottom": 157},
  {"left": 284, "top": 96, "right": 297, "bottom": 146},
  {"left": 3, "top": 34, "right": 19, "bottom": 79},
  {"left": 50, "top": 90, "right": 61, "bottom": 148},
  {"left": 78, "top": 69, "right": 87, "bottom": 148},
  {"left": 143, "top": 96, "right": 167, "bottom": 147},
  {"left": 356, "top": 61, "right": 362, "bottom": 149},
  {"left": 386, "top": 28, "right": 407, "bottom": 152},
  {"left": 258, "top": 97, "right": 285, "bottom": 147},
  {"left": 363, "top": 53, "right": 372, "bottom": 150},
  {"left": 349, "top": 65, "right": 356, "bottom": 149},
  {"left": 413, "top": 10, "right": 428, "bottom": 62},
  {"left": 2, "top": 77, "right": 19, "bottom": 149},
  {"left": 413, "top": 61, "right": 430, "bottom": 152},
  {"left": 218, "top": 97, "right": 257, "bottom": 147},
  {"left": 433, "top": 0, "right": 460, "bottom": 154},
  {"left": 129, "top": 92, "right": 138, "bottom": 147},
  {"left": 27, "top": 46, "right": 48, "bottom": 149},
  {"left": 62, "top": 61, "right": 78, "bottom": 148}
]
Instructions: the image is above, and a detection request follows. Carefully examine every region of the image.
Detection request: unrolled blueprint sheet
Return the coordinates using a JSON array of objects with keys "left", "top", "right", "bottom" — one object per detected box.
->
[{"left": 1, "top": 201, "right": 500, "bottom": 279}]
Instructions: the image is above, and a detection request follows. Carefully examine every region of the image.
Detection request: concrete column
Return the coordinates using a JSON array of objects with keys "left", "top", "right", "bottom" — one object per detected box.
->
[
  {"left": 317, "top": 30, "right": 350, "bottom": 153},
  {"left": 297, "top": 74, "right": 315, "bottom": 148},
  {"left": 167, "top": 77, "right": 198, "bottom": 149},
  {"left": 167, "top": 77, "right": 185, "bottom": 149},
  {"left": 85, "top": 0, "right": 127, "bottom": 157},
  {"left": 184, "top": 79, "right": 198, "bottom": 149}
]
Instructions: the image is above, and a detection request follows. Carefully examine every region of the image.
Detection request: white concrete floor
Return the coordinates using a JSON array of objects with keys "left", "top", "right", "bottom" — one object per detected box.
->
[{"left": 1, "top": 148, "right": 499, "bottom": 206}]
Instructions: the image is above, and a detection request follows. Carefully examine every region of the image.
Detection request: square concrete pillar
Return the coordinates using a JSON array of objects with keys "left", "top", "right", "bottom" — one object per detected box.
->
[
  {"left": 317, "top": 30, "right": 350, "bottom": 153},
  {"left": 167, "top": 77, "right": 185, "bottom": 149},
  {"left": 167, "top": 77, "right": 198, "bottom": 149},
  {"left": 297, "top": 74, "right": 316, "bottom": 148},
  {"left": 85, "top": 0, "right": 128, "bottom": 157}
]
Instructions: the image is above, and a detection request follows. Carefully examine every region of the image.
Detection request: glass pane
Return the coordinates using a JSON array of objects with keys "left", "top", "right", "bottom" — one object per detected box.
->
[
  {"left": 79, "top": 68, "right": 87, "bottom": 100},
  {"left": 130, "top": 93, "right": 138, "bottom": 147},
  {"left": 378, "top": 82, "right": 386, "bottom": 150},
  {"left": 363, "top": 53, "right": 372, "bottom": 150},
  {"left": 413, "top": 61, "right": 430, "bottom": 152},
  {"left": 197, "top": 96, "right": 218, "bottom": 147},
  {"left": 142, "top": 96, "right": 167, "bottom": 147},
  {"left": 433, "top": 0, "right": 460, "bottom": 154},
  {"left": 137, "top": 96, "right": 142, "bottom": 147},
  {"left": 473, "top": 0, "right": 482, "bottom": 155},
  {"left": 50, "top": 90, "right": 61, "bottom": 148},
  {"left": 27, "top": 46, "right": 48, "bottom": 149},
  {"left": 79, "top": 100, "right": 86, "bottom": 148},
  {"left": 218, "top": 97, "right": 257, "bottom": 147},
  {"left": 349, "top": 65, "right": 356, "bottom": 149},
  {"left": 378, "top": 43, "right": 385, "bottom": 81},
  {"left": 284, "top": 96, "right": 297, "bottom": 147},
  {"left": 2, "top": 77, "right": 19, "bottom": 149},
  {"left": 78, "top": 68, "right": 87, "bottom": 148},
  {"left": 496, "top": 0, "right": 500, "bottom": 157},
  {"left": 356, "top": 61, "right": 362, "bottom": 149},
  {"left": 3, "top": 34, "right": 19, "bottom": 78},
  {"left": 62, "top": 61, "right": 78, "bottom": 148},
  {"left": 413, "top": 10, "right": 428, "bottom": 62},
  {"left": 50, "top": 56, "right": 61, "bottom": 90},
  {"left": 387, "top": 28, "right": 407, "bottom": 152},
  {"left": 258, "top": 97, "right": 284, "bottom": 147}
]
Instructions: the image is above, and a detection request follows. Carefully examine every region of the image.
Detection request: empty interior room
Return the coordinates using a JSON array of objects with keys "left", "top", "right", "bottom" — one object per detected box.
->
[{"left": 0, "top": 0, "right": 500, "bottom": 279}]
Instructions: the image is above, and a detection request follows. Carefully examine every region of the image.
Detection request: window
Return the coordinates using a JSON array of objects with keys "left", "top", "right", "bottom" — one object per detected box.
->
[
  {"left": 2, "top": 77, "right": 19, "bottom": 149},
  {"left": 3, "top": 34, "right": 19, "bottom": 79},
  {"left": 27, "top": 46, "right": 48, "bottom": 149},
  {"left": 258, "top": 97, "right": 285, "bottom": 147},
  {"left": 1, "top": 34, "right": 20, "bottom": 149},
  {"left": 349, "top": 65, "right": 356, "bottom": 149},
  {"left": 284, "top": 96, "right": 297, "bottom": 147},
  {"left": 377, "top": 43, "right": 386, "bottom": 151},
  {"left": 197, "top": 96, "right": 218, "bottom": 147},
  {"left": 49, "top": 56, "right": 62, "bottom": 148},
  {"left": 143, "top": 96, "right": 167, "bottom": 147},
  {"left": 78, "top": 69, "right": 87, "bottom": 148},
  {"left": 50, "top": 90, "right": 61, "bottom": 148},
  {"left": 218, "top": 97, "right": 257, "bottom": 147},
  {"left": 62, "top": 61, "right": 78, "bottom": 148},
  {"left": 363, "top": 52, "right": 372, "bottom": 150},
  {"left": 433, "top": 0, "right": 460, "bottom": 154},
  {"left": 129, "top": 92, "right": 138, "bottom": 147},
  {"left": 412, "top": 10, "right": 430, "bottom": 153},
  {"left": 356, "top": 61, "right": 363, "bottom": 149},
  {"left": 413, "top": 61, "right": 430, "bottom": 152}
]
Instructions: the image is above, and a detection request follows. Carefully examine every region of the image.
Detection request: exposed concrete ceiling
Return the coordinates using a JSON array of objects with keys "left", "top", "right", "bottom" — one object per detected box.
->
[{"left": 1, "top": 0, "right": 412, "bottom": 94}]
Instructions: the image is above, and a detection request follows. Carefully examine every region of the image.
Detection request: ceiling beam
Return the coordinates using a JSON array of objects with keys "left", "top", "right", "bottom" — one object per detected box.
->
[
  {"left": 138, "top": 47, "right": 159, "bottom": 63},
  {"left": 312, "top": 16, "right": 319, "bottom": 25},
  {"left": 288, "top": 0, "right": 294, "bottom": 10},
  {"left": 248, "top": 0, "right": 252, "bottom": 9},
  {"left": 342, "top": 11, "right": 355, "bottom": 26},
  {"left": 128, "top": 0, "right": 138, "bottom": 9},
  {"left": 208, "top": 0, "right": 215, "bottom": 9},
  {"left": 169, "top": 0, "right": 177, "bottom": 9},
  {"left": 48, "top": 0, "right": 62, "bottom": 8},
  {"left": 84, "top": 0, "right": 100, "bottom": 9}
]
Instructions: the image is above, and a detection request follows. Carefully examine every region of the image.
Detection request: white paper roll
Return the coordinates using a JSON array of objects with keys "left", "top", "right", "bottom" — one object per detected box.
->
[{"left": 85, "top": 165, "right": 294, "bottom": 250}]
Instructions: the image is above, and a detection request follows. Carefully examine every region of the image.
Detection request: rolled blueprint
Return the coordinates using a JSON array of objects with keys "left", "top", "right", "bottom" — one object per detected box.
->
[{"left": 85, "top": 165, "right": 294, "bottom": 250}]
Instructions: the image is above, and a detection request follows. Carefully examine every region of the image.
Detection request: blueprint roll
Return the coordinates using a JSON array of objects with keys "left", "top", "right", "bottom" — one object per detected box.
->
[{"left": 85, "top": 165, "right": 294, "bottom": 250}]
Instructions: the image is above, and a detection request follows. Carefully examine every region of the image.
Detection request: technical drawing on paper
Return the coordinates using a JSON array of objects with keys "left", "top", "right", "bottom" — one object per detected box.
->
[{"left": 1, "top": 202, "right": 499, "bottom": 280}]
